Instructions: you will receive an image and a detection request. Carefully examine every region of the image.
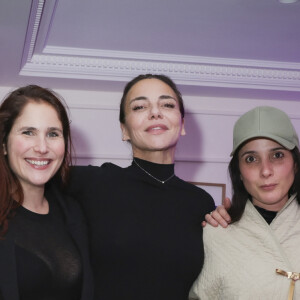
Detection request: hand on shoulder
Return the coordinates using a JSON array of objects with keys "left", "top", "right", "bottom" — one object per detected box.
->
[{"left": 202, "top": 197, "right": 231, "bottom": 228}]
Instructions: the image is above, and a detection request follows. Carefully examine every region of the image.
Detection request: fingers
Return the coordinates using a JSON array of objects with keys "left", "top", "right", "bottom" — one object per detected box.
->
[
  {"left": 216, "top": 198, "right": 231, "bottom": 227},
  {"left": 213, "top": 207, "right": 229, "bottom": 228},
  {"left": 201, "top": 221, "right": 207, "bottom": 227},
  {"left": 205, "top": 198, "right": 232, "bottom": 228},
  {"left": 204, "top": 212, "right": 220, "bottom": 227},
  {"left": 205, "top": 205, "right": 231, "bottom": 228}
]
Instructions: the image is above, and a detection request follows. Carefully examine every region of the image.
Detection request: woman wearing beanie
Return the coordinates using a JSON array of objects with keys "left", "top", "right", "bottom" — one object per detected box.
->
[{"left": 189, "top": 106, "right": 300, "bottom": 300}]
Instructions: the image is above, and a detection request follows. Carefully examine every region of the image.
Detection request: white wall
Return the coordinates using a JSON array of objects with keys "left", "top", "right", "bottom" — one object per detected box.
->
[{"left": 2, "top": 86, "right": 300, "bottom": 205}]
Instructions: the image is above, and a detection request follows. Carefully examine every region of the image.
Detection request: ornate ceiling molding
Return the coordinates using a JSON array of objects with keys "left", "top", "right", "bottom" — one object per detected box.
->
[{"left": 20, "top": 0, "right": 300, "bottom": 91}]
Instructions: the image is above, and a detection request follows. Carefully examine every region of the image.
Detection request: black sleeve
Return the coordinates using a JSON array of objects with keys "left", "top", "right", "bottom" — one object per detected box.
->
[
  {"left": 67, "top": 164, "right": 114, "bottom": 208},
  {"left": 68, "top": 166, "right": 94, "bottom": 195},
  {"left": 196, "top": 188, "right": 216, "bottom": 221}
]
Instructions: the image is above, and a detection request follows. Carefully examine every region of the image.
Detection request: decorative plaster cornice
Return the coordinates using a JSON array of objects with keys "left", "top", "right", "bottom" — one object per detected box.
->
[
  {"left": 20, "top": 52, "right": 300, "bottom": 91},
  {"left": 20, "top": 0, "right": 300, "bottom": 91}
]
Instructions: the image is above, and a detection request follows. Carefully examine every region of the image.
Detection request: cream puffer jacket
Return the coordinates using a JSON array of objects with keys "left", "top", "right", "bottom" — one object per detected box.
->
[{"left": 189, "top": 195, "right": 300, "bottom": 300}]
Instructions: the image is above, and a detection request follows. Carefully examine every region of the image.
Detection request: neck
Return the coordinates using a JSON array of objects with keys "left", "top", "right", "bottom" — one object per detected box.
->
[
  {"left": 22, "top": 185, "right": 49, "bottom": 214},
  {"left": 252, "top": 197, "right": 288, "bottom": 212},
  {"left": 132, "top": 148, "right": 175, "bottom": 164},
  {"left": 132, "top": 157, "right": 175, "bottom": 184}
]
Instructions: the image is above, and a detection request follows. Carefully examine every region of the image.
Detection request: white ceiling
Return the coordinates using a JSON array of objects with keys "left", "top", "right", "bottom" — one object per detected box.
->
[{"left": 1, "top": 0, "right": 300, "bottom": 100}]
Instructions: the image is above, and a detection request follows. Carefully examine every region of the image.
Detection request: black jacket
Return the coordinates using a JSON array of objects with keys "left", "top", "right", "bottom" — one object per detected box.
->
[{"left": 0, "top": 181, "right": 93, "bottom": 300}]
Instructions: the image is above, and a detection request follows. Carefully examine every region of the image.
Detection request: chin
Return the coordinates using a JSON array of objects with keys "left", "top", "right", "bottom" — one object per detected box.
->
[
  {"left": 29, "top": 176, "right": 53, "bottom": 187},
  {"left": 149, "top": 141, "right": 178, "bottom": 151}
]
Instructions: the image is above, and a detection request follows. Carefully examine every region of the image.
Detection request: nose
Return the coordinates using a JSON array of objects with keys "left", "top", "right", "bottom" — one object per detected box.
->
[
  {"left": 260, "top": 159, "right": 273, "bottom": 178},
  {"left": 33, "top": 136, "right": 48, "bottom": 154},
  {"left": 148, "top": 104, "right": 163, "bottom": 120}
]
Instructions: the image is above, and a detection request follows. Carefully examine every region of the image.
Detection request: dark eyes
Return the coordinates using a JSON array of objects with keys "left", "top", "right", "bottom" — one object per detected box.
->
[
  {"left": 132, "top": 105, "right": 144, "bottom": 111},
  {"left": 132, "top": 102, "right": 175, "bottom": 111},
  {"left": 48, "top": 131, "right": 60, "bottom": 138},
  {"left": 245, "top": 156, "right": 256, "bottom": 163},
  {"left": 22, "top": 130, "right": 34, "bottom": 136},
  {"left": 273, "top": 152, "right": 284, "bottom": 159},
  {"left": 244, "top": 151, "right": 285, "bottom": 163},
  {"left": 163, "top": 103, "right": 175, "bottom": 108},
  {"left": 22, "top": 130, "right": 61, "bottom": 138}
]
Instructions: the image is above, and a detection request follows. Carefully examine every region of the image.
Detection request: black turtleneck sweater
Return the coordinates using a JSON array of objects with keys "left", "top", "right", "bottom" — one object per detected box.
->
[
  {"left": 69, "top": 158, "right": 215, "bottom": 300},
  {"left": 254, "top": 205, "right": 277, "bottom": 224}
]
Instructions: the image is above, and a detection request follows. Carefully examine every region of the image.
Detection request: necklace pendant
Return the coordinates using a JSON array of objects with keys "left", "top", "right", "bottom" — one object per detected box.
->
[{"left": 133, "top": 158, "right": 174, "bottom": 184}]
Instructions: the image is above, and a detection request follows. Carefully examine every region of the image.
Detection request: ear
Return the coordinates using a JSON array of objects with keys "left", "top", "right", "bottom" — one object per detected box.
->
[
  {"left": 120, "top": 123, "right": 130, "bottom": 141},
  {"left": 3, "top": 144, "right": 7, "bottom": 155},
  {"left": 180, "top": 119, "right": 186, "bottom": 136}
]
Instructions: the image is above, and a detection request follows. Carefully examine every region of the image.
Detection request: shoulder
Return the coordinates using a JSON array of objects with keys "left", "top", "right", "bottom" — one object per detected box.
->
[
  {"left": 202, "top": 223, "right": 238, "bottom": 251},
  {"left": 203, "top": 223, "right": 228, "bottom": 238},
  {"left": 203, "top": 212, "right": 262, "bottom": 252},
  {"left": 175, "top": 177, "right": 213, "bottom": 198},
  {"left": 67, "top": 162, "right": 127, "bottom": 200},
  {"left": 47, "top": 181, "right": 83, "bottom": 216},
  {"left": 70, "top": 163, "right": 122, "bottom": 185},
  {"left": 71, "top": 162, "right": 122, "bottom": 175},
  {"left": 100, "top": 162, "right": 123, "bottom": 173},
  {"left": 174, "top": 177, "right": 215, "bottom": 208}
]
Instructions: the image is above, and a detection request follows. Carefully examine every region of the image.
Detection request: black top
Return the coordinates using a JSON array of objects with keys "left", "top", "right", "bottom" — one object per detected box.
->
[
  {"left": 69, "top": 158, "right": 215, "bottom": 300},
  {"left": 7, "top": 195, "right": 82, "bottom": 300},
  {"left": 254, "top": 205, "right": 277, "bottom": 224}
]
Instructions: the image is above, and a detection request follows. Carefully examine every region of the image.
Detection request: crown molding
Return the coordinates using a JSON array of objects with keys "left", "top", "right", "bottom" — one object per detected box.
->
[
  {"left": 43, "top": 46, "right": 300, "bottom": 70},
  {"left": 20, "top": 0, "right": 300, "bottom": 91},
  {"left": 20, "top": 52, "right": 300, "bottom": 91}
]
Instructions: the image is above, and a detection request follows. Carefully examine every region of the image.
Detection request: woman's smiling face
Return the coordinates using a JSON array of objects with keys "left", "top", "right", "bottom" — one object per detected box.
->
[
  {"left": 121, "top": 78, "right": 185, "bottom": 160},
  {"left": 6, "top": 101, "right": 65, "bottom": 192}
]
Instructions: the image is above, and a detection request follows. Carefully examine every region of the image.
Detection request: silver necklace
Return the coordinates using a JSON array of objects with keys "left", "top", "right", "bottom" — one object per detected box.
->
[{"left": 133, "top": 158, "right": 175, "bottom": 184}]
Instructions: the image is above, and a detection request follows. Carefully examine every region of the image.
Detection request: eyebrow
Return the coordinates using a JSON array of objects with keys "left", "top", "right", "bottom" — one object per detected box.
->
[
  {"left": 159, "top": 95, "right": 176, "bottom": 101},
  {"left": 48, "top": 127, "right": 63, "bottom": 133},
  {"left": 18, "top": 126, "right": 36, "bottom": 132},
  {"left": 129, "top": 96, "right": 147, "bottom": 104},
  {"left": 240, "top": 150, "right": 255, "bottom": 158},
  {"left": 129, "top": 95, "right": 176, "bottom": 104},
  {"left": 271, "top": 147, "right": 286, "bottom": 151},
  {"left": 17, "top": 126, "right": 63, "bottom": 133}
]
